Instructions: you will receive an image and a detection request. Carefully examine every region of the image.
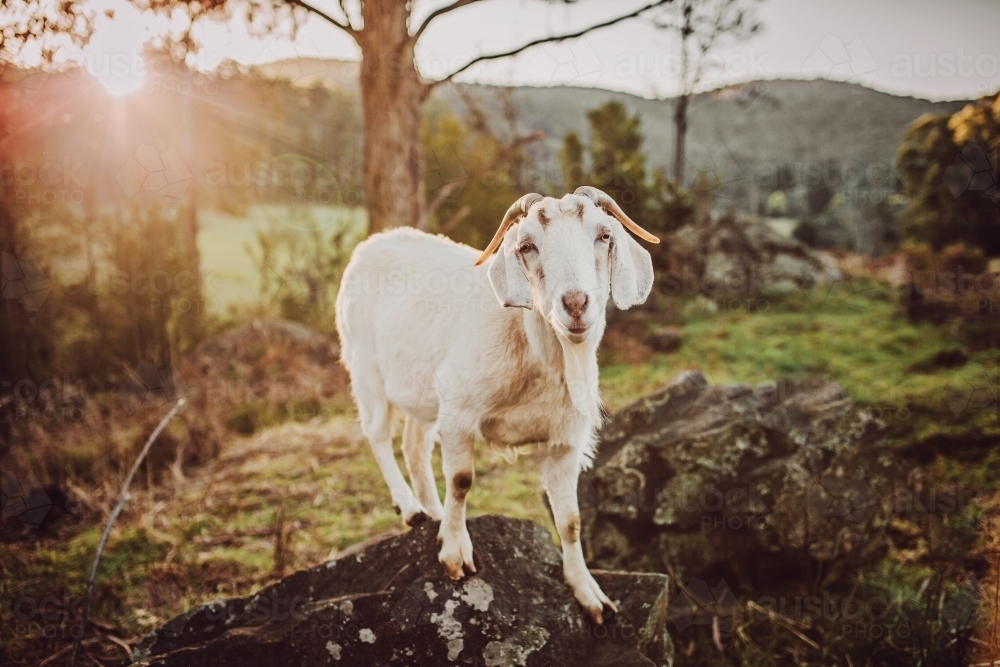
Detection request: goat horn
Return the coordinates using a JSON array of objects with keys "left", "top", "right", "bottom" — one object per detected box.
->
[
  {"left": 574, "top": 186, "right": 660, "bottom": 244},
  {"left": 474, "top": 193, "right": 545, "bottom": 266}
]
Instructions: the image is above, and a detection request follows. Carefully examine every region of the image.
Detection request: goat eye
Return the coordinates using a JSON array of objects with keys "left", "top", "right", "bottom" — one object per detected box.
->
[
  {"left": 598, "top": 231, "right": 612, "bottom": 243},
  {"left": 518, "top": 242, "right": 537, "bottom": 255}
]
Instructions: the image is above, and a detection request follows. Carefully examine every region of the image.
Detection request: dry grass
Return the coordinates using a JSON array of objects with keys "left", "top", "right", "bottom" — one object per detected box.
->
[
  {"left": 972, "top": 492, "right": 1000, "bottom": 666},
  {"left": 0, "top": 414, "right": 554, "bottom": 667}
]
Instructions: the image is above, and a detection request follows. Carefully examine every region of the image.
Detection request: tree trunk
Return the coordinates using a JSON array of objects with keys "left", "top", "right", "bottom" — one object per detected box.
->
[
  {"left": 673, "top": 93, "right": 689, "bottom": 186},
  {"left": 178, "top": 92, "right": 204, "bottom": 352},
  {"left": 357, "top": 0, "right": 426, "bottom": 234}
]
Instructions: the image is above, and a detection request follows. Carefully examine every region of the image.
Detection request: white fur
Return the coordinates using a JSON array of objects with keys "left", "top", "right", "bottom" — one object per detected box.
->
[{"left": 334, "top": 193, "right": 653, "bottom": 624}]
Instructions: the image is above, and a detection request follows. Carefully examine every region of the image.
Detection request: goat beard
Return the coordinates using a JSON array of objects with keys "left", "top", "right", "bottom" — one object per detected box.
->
[{"left": 557, "top": 335, "right": 602, "bottom": 426}]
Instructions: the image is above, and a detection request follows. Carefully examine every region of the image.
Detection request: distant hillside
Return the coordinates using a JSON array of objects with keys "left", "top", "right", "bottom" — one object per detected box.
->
[{"left": 256, "top": 58, "right": 967, "bottom": 209}]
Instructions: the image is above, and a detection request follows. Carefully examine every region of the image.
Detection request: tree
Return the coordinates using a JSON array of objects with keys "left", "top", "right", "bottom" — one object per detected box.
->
[
  {"left": 60, "top": 0, "right": 668, "bottom": 235},
  {"left": 560, "top": 131, "right": 586, "bottom": 193},
  {"left": 0, "top": 1, "right": 94, "bottom": 382},
  {"left": 897, "top": 93, "right": 999, "bottom": 255},
  {"left": 584, "top": 101, "right": 651, "bottom": 225},
  {"left": 561, "top": 100, "right": 692, "bottom": 234},
  {"left": 650, "top": 0, "right": 761, "bottom": 184}
]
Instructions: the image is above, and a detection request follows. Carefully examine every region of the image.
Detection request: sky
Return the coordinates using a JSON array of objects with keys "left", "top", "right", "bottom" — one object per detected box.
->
[{"left": 41, "top": 0, "right": 1000, "bottom": 101}]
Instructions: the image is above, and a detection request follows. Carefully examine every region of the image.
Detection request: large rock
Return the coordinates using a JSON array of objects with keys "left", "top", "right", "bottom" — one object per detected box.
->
[
  {"left": 667, "top": 215, "right": 843, "bottom": 296},
  {"left": 131, "top": 515, "right": 674, "bottom": 667},
  {"left": 580, "top": 371, "right": 901, "bottom": 588}
]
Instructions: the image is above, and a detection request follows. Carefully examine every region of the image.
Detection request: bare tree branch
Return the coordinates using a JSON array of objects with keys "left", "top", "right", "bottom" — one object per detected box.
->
[
  {"left": 426, "top": 0, "right": 671, "bottom": 88},
  {"left": 73, "top": 398, "right": 188, "bottom": 666},
  {"left": 287, "top": 0, "right": 356, "bottom": 37},
  {"left": 652, "top": 0, "right": 761, "bottom": 94},
  {"left": 411, "top": 0, "right": 486, "bottom": 43}
]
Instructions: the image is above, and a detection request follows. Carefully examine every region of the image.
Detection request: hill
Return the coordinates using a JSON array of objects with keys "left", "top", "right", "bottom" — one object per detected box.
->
[{"left": 254, "top": 58, "right": 967, "bottom": 209}]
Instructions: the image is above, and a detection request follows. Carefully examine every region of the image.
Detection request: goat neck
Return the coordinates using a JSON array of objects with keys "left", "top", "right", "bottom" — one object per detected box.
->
[{"left": 520, "top": 306, "right": 604, "bottom": 426}]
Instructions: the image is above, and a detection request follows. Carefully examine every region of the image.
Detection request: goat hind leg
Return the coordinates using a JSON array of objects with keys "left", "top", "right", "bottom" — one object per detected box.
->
[
  {"left": 354, "top": 384, "right": 429, "bottom": 526},
  {"left": 402, "top": 415, "right": 443, "bottom": 521}
]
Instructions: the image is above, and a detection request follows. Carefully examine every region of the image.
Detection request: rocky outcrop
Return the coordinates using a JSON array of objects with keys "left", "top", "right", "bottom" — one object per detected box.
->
[
  {"left": 666, "top": 215, "right": 843, "bottom": 296},
  {"left": 131, "top": 515, "right": 674, "bottom": 667},
  {"left": 580, "top": 371, "right": 902, "bottom": 588}
]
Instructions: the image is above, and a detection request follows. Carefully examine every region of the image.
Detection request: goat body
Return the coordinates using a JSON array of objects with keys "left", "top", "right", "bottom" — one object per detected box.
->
[
  {"left": 335, "top": 191, "right": 655, "bottom": 624},
  {"left": 338, "top": 227, "right": 598, "bottom": 459}
]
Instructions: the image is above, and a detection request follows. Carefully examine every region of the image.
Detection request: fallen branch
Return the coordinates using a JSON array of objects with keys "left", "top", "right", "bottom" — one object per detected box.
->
[
  {"left": 40, "top": 638, "right": 101, "bottom": 667},
  {"left": 72, "top": 398, "right": 188, "bottom": 666},
  {"left": 747, "top": 600, "right": 820, "bottom": 650},
  {"left": 104, "top": 633, "right": 133, "bottom": 655}
]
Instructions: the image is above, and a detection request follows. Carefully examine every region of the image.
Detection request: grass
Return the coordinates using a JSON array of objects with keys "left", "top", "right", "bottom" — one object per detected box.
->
[
  {"left": 0, "top": 418, "right": 551, "bottom": 664},
  {"left": 601, "top": 280, "right": 998, "bottom": 436}
]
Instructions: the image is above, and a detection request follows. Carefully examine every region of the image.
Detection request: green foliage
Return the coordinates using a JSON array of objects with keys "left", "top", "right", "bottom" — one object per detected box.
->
[
  {"left": 246, "top": 212, "right": 358, "bottom": 333},
  {"left": 651, "top": 168, "right": 696, "bottom": 234},
  {"left": 420, "top": 103, "right": 528, "bottom": 249},
  {"left": 560, "top": 131, "right": 586, "bottom": 193},
  {"left": 562, "top": 101, "right": 694, "bottom": 234},
  {"left": 582, "top": 101, "right": 652, "bottom": 223},
  {"left": 4, "top": 198, "right": 203, "bottom": 391},
  {"left": 897, "top": 93, "right": 999, "bottom": 255}
]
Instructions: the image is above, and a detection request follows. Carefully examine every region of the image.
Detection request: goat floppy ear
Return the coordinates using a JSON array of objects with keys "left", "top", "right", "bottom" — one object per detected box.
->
[
  {"left": 609, "top": 220, "right": 654, "bottom": 310},
  {"left": 487, "top": 226, "right": 533, "bottom": 309}
]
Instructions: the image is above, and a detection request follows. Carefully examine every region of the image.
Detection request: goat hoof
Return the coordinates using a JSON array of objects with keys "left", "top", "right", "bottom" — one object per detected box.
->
[
  {"left": 442, "top": 561, "right": 465, "bottom": 581},
  {"left": 573, "top": 574, "right": 617, "bottom": 626},
  {"left": 438, "top": 530, "right": 475, "bottom": 580},
  {"left": 406, "top": 511, "right": 431, "bottom": 527}
]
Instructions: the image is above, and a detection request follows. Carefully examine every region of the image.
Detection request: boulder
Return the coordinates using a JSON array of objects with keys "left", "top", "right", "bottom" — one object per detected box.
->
[
  {"left": 131, "top": 515, "right": 674, "bottom": 667},
  {"left": 580, "top": 371, "right": 902, "bottom": 589},
  {"left": 667, "top": 215, "right": 843, "bottom": 296}
]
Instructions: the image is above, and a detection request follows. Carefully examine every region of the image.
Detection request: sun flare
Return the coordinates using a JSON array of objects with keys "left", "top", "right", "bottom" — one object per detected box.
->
[{"left": 90, "top": 58, "right": 146, "bottom": 96}]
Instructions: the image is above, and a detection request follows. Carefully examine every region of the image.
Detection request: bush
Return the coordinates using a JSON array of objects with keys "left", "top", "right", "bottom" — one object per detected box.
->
[{"left": 897, "top": 93, "right": 999, "bottom": 255}]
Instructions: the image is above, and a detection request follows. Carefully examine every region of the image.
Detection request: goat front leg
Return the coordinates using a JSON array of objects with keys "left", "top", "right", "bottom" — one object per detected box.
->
[
  {"left": 438, "top": 430, "right": 476, "bottom": 580},
  {"left": 542, "top": 446, "right": 616, "bottom": 624}
]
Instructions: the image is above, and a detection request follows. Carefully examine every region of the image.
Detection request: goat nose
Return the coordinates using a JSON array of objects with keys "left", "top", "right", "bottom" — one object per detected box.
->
[{"left": 561, "top": 290, "right": 589, "bottom": 318}]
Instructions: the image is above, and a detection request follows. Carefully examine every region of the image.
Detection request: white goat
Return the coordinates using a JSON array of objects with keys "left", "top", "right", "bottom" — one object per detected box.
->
[{"left": 335, "top": 187, "right": 657, "bottom": 623}]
